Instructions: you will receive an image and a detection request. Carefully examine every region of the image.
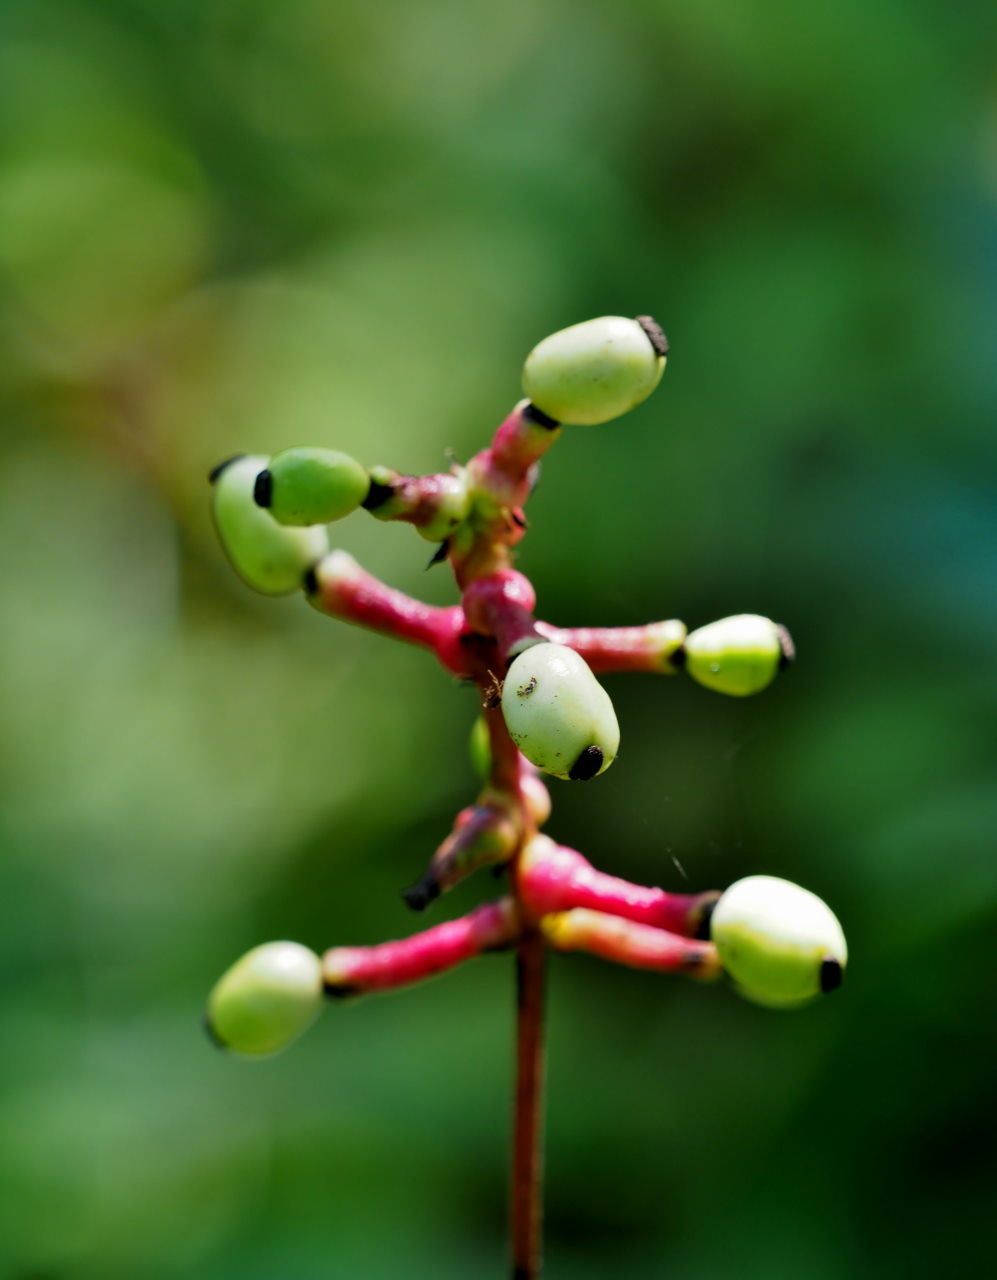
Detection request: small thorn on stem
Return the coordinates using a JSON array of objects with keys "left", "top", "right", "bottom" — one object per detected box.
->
[
  {"left": 426, "top": 540, "right": 450, "bottom": 569},
  {"left": 568, "top": 745, "right": 603, "bottom": 781},
  {"left": 636, "top": 315, "right": 669, "bottom": 357}
]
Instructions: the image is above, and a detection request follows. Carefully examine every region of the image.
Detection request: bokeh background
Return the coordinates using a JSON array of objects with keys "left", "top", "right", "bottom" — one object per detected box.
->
[{"left": 2, "top": 1, "right": 995, "bottom": 1277}]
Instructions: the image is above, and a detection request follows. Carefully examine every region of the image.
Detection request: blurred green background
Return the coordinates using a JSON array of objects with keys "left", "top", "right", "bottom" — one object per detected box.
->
[{"left": 2, "top": 1, "right": 995, "bottom": 1276}]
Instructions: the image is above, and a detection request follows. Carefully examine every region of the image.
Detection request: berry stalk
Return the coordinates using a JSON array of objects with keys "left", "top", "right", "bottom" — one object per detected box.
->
[
  {"left": 536, "top": 619, "right": 686, "bottom": 674},
  {"left": 518, "top": 838, "right": 718, "bottom": 938},
  {"left": 541, "top": 909, "right": 721, "bottom": 979},
  {"left": 322, "top": 899, "right": 520, "bottom": 995},
  {"left": 307, "top": 550, "right": 470, "bottom": 675}
]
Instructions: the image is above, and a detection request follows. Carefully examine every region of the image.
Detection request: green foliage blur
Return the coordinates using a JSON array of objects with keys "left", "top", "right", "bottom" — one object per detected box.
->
[{"left": 1, "top": 1, "right": 995, "bottom": 1276}]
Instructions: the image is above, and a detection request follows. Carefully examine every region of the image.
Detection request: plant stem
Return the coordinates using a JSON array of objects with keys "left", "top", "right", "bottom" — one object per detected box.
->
[{"left": 512, "top": 926, "right": 546, "bottom": 1280}]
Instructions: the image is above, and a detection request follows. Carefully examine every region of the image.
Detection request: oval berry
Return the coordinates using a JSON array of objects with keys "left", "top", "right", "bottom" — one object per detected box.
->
[{"left": 500, "top": 642, "right": 620, "bottom": 781}]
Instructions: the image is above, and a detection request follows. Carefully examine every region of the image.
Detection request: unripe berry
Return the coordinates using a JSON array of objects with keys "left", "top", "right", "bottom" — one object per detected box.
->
[
  {"left": 710, "top": 875, "right": 847, "bottom": 1009},
  {"left": 254, "top": 447, "right": 369, "bottom": 526},
  {"left": 683, "top": 614, "right": 792, "bottom": 697},
  {"left": 521, "top": 315, "right": 667, "bottom": 426},
  {"left": 521, "top": 772, "right": 552, "bottom": 826},
  {"left": 501, "top": 642, "right": 620, "bottom": 781},
  {"left": 210, "top": 455, "right": 328, "bottom": 595},
  {"left": 205, "top": 941, "right": 324, "bottom": 1056},
  {"left": 415, "top": 472, "right": 471, "bottom": 542},
  {"left": 469, "top": 715, "right": 491, "bottom": 781}
]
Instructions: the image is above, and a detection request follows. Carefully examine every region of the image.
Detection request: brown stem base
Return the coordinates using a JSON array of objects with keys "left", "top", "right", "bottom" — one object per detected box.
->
[{"left": 512, "top": 928, "right": 546, "bottom": 1279}]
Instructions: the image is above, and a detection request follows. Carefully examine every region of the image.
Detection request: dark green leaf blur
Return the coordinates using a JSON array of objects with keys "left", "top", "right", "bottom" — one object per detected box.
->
[{"left": 1, "top": 1, "right": 994, "bottom": 1276}]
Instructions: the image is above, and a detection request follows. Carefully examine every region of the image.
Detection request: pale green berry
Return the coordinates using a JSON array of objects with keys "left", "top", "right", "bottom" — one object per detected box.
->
[
  {"left": 416, "top": 472, "right": 471, "bottom": 542},
  {"left": 210, "top": 455, "right": 328, "bottom": 595},
  {"left": 500, "top": 642, "right": 620, "bottom": 781},
  {"left": 710, "top": 875, "right": 847, "bottom": 1009},
  {"left": 254, "top": 447, "right": 370, "bottom": 526},
  {"left": 683, "top": 614, "right": 792, "bottom": 697},
  {"left": 205, "top": 941, "right": 324, "bottom": 1057},
  {"left": 521, "top": 315, "right": 667, "bottom": 426},
  {"left": 469, "top": 715, "right": 491, "bottom": 780}
]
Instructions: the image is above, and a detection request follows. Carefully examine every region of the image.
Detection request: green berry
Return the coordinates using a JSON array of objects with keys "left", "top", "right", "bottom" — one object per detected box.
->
[
  {"left": 500, "top": 642, "right": 620, "bottom": 781},
  {"left": 416, "top": 473, "right": 471, "bottom": 542},
  {"left": 210, "top": 455, "right": 328, "bottom": 595},
  {"left": 254, "top": 447, "right": 370, "bottom": 527},
  {"left": 710, "top": 875, "right": 847, "bottom": 1009},
  {"left": 521, "top": 315, "right": 667, "bottom": 426},
  {"left": 205, "top": 941, "right": 324, "bottom": 1057},
  {"left": 683, "top": 614, "right": 792, "bottom": 697},
  {"left": 469, "top": 715, "right": 491, "bottom": 780}
]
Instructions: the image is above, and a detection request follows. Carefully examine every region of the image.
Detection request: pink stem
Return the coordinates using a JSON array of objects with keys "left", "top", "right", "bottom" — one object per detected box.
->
[
  {"left": 363, "top": 466, "right": 466, "bottom": 533},
  {"left": 535, "top": 620, "right": 687, "bottom": 674},
  {"left": 307, "top": 550, "right": 471, "bottom": 676},
  {"left": 517, "top": 838, "right": 718, "bottom": 938},
  {"left": 512, "top": 928, "right": 546, "bottom": 1279},
  {"left": 462, "top": 571, "right": 542, "bottom": 658},
  {"left": 323, "top": 898, "right": 521, "bottom": 995},
  {"left": 541, "top": 909, "right": 720, "bottom": 979},
  {"left": 469, "top": 401, "right": 562, "bottom": 508}
]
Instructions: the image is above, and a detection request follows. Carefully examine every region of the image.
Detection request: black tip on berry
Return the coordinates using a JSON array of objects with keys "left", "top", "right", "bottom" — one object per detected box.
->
[
  {"left": 253, "top": 468, "right": 273, "bottom": 508},
  {"left": 202, "top": 1011, "right": 228, "bottom": 1051},
  {"left": 323, "top": 980, "right": 360, "bottom": 1000},
  {"left": 636, "top": 315, "right": 669, "bottom": 358},
  {"left": 569, "top": 745, "right": 604, "bottom": 781},
  {"left": 208, "top": 454, "right": 246, "bottom": 484},
  {"left": 361, "top": 476, "right": 394, "bottom": 511},
  {"left": 819, "top": 957, "right": 843, "bottom": 994},
  {"left": 776, "top": 624, "right": 796, "bottom": 668},
  {"left": 402, "top": 878, "right": 440, "bottom": 912},
  {"left": 523, "top": 402, "right": 560, "bottom": 431},
  {"left": 694, "top": 897, "right": 718, "bottom": 941},
  {"left": 302, "top": 565, "right": 320, "bottom": 596},
  {"left": 670, "top": 645, "right": 687, "bottom": 669}
]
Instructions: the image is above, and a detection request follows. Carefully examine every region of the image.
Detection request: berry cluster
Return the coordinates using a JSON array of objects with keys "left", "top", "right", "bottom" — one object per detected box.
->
[{"left": 204, "top": 316, "right": 846, "bottom": 1075}]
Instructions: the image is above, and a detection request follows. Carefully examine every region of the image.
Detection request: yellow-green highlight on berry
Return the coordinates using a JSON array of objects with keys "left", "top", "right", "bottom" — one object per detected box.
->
[
  {"left": 500, "top": 642, "right": 619, "bottom": 781},
  {"left": 205, "top": 941, "right": 324, "bottom": 1057},
  {"left": 210, "top": 454, "right": 328, "bottom": 595},
  {"left": 710, "top": 875, "right": 847, "bottom": 1009},
  {"left": 521, "top": 315, "right": 666, "bottom": 426},
  {"left": 415, "top": 472, "right": 472, "bottom": 542},
  {"left": 255, "top": 447, "right": 370, "bottom": 527},
  {"left": 682, "top": 614, "right": 792, "bottom": 697}
]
